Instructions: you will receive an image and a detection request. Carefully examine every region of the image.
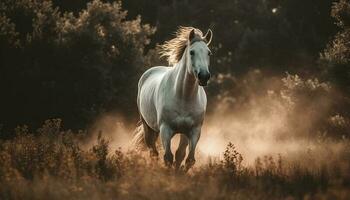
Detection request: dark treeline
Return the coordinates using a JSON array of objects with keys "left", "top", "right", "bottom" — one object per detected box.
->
[
  {"left": 123, "top": 0, "right": 337, "bottom": 73},
  {"left": 0, "top": 0, "right": 349, "bottom": 136}
]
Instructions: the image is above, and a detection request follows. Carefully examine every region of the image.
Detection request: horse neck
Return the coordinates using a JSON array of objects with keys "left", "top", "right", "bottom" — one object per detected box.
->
[{"left": 171, "top": 47, "right": 199, "bottom": 100}]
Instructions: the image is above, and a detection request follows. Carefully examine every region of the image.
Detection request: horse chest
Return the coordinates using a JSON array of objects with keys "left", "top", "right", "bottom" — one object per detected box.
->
[
  {"left": 161, "top": 103, "right": 204, "bottom": 132},
  {"left": 173, "top": 113, "right": 194, "bottom": 128}
]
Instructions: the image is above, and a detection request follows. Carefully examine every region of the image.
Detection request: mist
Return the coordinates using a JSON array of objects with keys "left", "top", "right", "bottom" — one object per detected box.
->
[{"left": 88, "top": 71, "right": 347, "bottom": 169}]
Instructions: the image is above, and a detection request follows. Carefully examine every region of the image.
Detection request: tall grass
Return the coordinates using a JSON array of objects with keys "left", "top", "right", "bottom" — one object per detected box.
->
[{"left": 0, "top": 119, "right": 349, "bottom": 199}]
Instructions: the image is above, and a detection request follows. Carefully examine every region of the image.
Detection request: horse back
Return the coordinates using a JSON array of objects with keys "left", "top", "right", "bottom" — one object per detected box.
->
[{"left": 138, "top": 66, "right": 169, "bottom": 92}]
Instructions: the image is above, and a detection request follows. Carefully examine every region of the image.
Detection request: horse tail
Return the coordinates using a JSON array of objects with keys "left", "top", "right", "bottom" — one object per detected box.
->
[{"left": 131, "top": 117, "right": 147, "bottom": 150}]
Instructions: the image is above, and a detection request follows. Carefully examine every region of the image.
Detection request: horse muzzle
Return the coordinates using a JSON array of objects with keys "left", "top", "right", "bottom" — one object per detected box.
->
[{"left": 197, "top": 70, "right": 211, "bottom": 86}]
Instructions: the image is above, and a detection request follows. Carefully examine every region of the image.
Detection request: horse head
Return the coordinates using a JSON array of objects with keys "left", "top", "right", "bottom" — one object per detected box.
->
[{"left": 188, "top": 29, "right": 213, "bottom": 86}]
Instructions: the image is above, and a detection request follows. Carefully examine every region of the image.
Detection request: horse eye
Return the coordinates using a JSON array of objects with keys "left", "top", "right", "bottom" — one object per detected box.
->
[{"left": 190, "top": 50, "right": 195, "bottom": 56}]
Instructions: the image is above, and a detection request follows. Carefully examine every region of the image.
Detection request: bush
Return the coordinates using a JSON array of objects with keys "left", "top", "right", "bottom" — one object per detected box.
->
[
  {"left": 1, "top": 121, "right": 348, "bottom": 199},
  {"left": 0, "top": 0, "right": 155, "bottom": 132},
  {"left": 320, "top": 0, "right": 350, "bottom": 126}
]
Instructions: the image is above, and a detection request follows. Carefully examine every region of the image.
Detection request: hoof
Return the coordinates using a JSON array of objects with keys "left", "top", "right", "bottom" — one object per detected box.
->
[{"left": 185, "top": 158, "right": 195, "bottom": 171}]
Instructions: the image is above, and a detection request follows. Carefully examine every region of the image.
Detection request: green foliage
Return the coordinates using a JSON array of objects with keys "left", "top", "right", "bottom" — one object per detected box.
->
[
  {"left": 322, "top": 0, "right": 350, "bottom": 92},
  {"left": 319, "top": 0, "right": 350, "bottom": 131},
  {"left": 123, "top": 0, "right": 337, "bottom": 74},
  {"left": 323, "top": 0, "right": 350, "bottom": 64},
  {"left": 0, "top": 0, "right": 155, "bottom": 131}
]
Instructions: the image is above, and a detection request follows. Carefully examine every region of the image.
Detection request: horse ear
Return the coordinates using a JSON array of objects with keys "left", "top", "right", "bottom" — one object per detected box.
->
[
  {"left": 189, "top": 29, "right": 195, "bottom": 41},
  {"left": 204, "top": 29, "right": 213, "bottom": 45}
]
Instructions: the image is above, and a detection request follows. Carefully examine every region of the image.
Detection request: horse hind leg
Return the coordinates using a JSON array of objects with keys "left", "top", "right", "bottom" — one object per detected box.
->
[
  {"left": 141, "top": 117, "right": 159, "bottom": 158},
  {"left": 175, "top": 134, "right": 189, "bottom": 170}
]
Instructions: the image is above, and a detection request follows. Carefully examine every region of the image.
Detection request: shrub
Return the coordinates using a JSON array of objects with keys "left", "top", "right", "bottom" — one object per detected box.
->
[
  {"left": 0, "top": 121, "right": 349, "bottom": 199},
  {"left": 0, "top": 0, "right": 155, "bottom": 131}
]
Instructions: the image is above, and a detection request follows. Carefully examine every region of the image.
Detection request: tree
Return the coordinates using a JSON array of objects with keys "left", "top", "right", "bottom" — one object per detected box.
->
[
  {"left": 122, "top": 0, "right": 337, "bottom": 75},
  {"left": 0, "top": 0, "right": 155, "bottom": 133},
  {"left": 322, "top": 0, "right": 350, "bottom": 93}
]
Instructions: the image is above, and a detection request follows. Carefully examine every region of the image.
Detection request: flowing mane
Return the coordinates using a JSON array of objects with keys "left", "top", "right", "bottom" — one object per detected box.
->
[{"left": 158, "top": 26, "right": 205, "bottom": 65}]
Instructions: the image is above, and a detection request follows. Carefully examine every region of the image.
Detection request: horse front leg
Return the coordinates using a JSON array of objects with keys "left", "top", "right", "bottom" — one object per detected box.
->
[
  {"left": 185, "top": 126, "right": 201, "bottom": 170},
  {"left": 160, "top": 124, "right": 174, "bottom": 167},
  {"left": 175, "top": 134, "right": 189, "bottom": 170}
]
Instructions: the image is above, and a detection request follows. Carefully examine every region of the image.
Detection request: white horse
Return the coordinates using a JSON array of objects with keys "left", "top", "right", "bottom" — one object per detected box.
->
[{"left": 133, "top": 27, "right": 213, "bottom": 169}]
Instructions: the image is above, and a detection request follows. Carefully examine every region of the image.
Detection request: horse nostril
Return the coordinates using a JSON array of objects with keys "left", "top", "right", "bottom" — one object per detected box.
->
[
  {"left": 197, "top": 72, "right": 202, "bottom": 79},
  {"left": 207, "top": 73, "right": 211, "bottom": 80},
  {"left": 197, "top": 71, "right": 210, "bottom": 84},
  {"left": 202, "top": 72, "right": 210, "bottom": 81}
]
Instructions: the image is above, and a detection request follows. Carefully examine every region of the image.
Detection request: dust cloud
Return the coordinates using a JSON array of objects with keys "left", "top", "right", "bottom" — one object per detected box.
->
[
  {"left": 198, "top": 99, "right": 345, "bottom": 166},
  {"left": 87, "top": 73, "right": 348, "bottom": 167},
  {"left": 85, "top": 114, "right": 133, "bottom": 151}
]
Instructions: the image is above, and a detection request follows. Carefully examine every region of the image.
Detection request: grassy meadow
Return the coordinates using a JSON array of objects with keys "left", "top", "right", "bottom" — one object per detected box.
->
[{"left": 0, "top": 119, "right": 349, "bottom": 200}]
